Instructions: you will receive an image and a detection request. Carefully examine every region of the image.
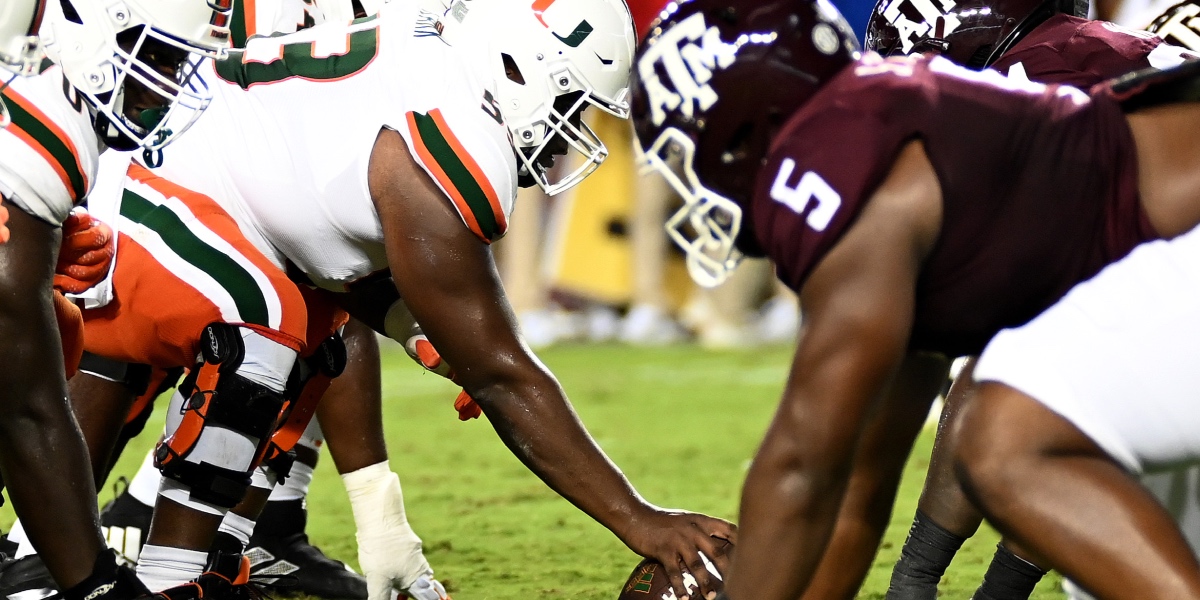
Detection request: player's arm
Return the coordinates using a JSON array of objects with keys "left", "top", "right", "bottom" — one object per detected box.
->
[
  {"left": 724, "top": 140, "right": 943, "bottom": 600},
  {"left": 369, "top": 128, "right": 734, "bottom": 599}
]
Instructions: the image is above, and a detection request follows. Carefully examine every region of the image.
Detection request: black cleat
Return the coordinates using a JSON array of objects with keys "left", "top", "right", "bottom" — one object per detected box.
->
[
  {"left": 247, "top": 500, "right": 365, "bottom": 600},
  {"left": 100, "top": 489, "right": 153, "bottom": 565},
  {"left": 245, "top": 533, "right": 364, "bottom": 600},
  {"left": 0, "top": 555, "right": 59, "bottom": 600}
]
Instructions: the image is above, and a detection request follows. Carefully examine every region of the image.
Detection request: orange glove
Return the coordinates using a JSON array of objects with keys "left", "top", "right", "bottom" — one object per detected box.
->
[
  {"left": 0, "top": 203, "right": 10, "bottom": 244},
  {"left": 453, "top": 390, "right": 481, "bottom": 421},
  {"left": 53, "top": 290, "right": 84, "bottom": 378},
  {"left": 404, "top": 329, "right": 480, "bottom": 421},
  {"left": 54, "top": 209, "right": 114, "bottom": 294}
]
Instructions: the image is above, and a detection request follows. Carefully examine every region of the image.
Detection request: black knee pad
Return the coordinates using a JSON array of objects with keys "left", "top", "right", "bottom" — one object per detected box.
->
[{"left": 154, "top": 323, "right": 287, "bottom": 508}]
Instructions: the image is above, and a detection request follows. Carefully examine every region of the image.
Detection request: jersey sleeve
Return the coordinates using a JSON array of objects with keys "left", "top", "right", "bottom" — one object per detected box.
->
[
  {"left": 399, "top": 104, "right": 517, "bottom": 244},
  {"left": 750, "top": 61, "right": 922, "bottom": 292},
  {"left": 0, "top": 71, "right": 98, "bottom": 226}
]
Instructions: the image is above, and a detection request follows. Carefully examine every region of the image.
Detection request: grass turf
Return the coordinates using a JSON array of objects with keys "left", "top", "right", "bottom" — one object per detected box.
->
[{"left": 2, "top": 342, "right": 1066, "bottom": 598}]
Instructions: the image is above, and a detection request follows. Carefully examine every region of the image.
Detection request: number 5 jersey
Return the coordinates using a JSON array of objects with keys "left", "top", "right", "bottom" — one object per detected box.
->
[{"left": 752, "top": 53, "right": 1152, "bottom": 358}]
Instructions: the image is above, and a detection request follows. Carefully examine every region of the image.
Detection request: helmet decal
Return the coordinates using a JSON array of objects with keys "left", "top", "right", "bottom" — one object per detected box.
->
[
  {"left": 554, "top": 20, "right": 594, "bottom": 46},
  {"left": 638, "top": 12, "right": 738, "bottom": 126},
  {"left": 878, "top": 0, "right": 963, "bottom": 52},
  {"left": 1149, "top": 1, "right": 1200, "bottom": 51}
]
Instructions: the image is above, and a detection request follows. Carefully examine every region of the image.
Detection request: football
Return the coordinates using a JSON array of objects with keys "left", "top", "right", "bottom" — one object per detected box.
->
[
  {"left": 617, "top": 547, "right": 728, "bottom": 600},
  {"left": 617, "top": 559, "right": 687, "bottom": 600}
]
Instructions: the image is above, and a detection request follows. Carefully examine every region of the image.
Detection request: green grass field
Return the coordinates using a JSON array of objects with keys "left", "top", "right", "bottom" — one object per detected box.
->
[{"left": 2, "top": 342, "right": 1067, "bottom": 599}]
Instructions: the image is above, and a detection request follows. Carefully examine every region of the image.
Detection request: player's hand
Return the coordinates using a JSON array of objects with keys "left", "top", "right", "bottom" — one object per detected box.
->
[
  {"left": 622, "top": 508, "right": 736, "bottom": 600},
  {"left": 53, "top": 290, "right": 84, "bottom": 378},
  {"left": 55, "top": 209, "right": 114, "bottom": 294},
  {"left": 403, "top": 326, "right": 481, "bottom": 421}
]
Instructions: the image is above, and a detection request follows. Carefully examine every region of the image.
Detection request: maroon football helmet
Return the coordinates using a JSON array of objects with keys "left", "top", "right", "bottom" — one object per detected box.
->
[
  {"left": 864, "top": 0, "right": 1087, "bottom": 69},
  {"left": 1148, "top": 0, "right": 1200, "bottom": 51},
  {"left": 631, "top": 0, "right": 859, "bottom": 286}
]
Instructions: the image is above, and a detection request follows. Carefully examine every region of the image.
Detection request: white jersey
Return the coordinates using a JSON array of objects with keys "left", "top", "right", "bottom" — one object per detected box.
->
[
  {"left": 150, "top": 2, "right": 516, "bottom": 291},
  {"left": 0, "top": 66, "right": 100, "bottom": 224},
  {"left": 232, "top": 0, "right": 328, "bottom": 46}
]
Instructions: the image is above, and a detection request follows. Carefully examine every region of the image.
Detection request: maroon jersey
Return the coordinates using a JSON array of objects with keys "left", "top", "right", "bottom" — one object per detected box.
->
[
  {"left": 992, "top": 14, "right": 1193, "bottom": 87},
  {"left": 751, "top": 54, "right": 1153, "bottom": 357}
]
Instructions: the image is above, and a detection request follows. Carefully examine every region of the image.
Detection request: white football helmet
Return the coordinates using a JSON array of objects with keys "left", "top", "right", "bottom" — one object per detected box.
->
[
  {"left": 39, "top": 0, "right": 232, "bottom": 150},
  {"left": 0, "top": 0, "right": 46, "bottom": 127},
  {"left": 442, "top": 0, "right": 635, "bottom": 196}
]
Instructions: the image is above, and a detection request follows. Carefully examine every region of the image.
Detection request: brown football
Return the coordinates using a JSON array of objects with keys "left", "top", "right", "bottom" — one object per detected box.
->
[{"left": 617, "top": 559, "right": 681, "bottom": 600}]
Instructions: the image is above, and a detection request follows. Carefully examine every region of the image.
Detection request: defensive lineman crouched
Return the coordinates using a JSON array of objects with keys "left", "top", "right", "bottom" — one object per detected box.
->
[{"left": 633, "top": 0, "right": 1200, "bottom": 597}]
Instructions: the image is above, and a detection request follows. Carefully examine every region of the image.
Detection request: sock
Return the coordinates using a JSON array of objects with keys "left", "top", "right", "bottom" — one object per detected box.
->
[
  {"left": 136, "top": 545, "right": 207, "bottom": 591},
  {"left": 217, "top": 512, "right": 257, "bottom": 550},
  {"left": 127, "top": 449, "right": 162, "bottom": 507},
  {"left": 268, "top": 462, "right": 314, "bottom": 503},
  {"left": 62, "top": 550, "right": 148, "bottom": 600},
  {"left": 253, "top": 498, "right": 307, "bottom": 540},
  {"left": 886, "top": 510, "right": 968, "bottom": 600},
  {"left": 972, "top": 543, "right": 1047, "bottom": 600},
  {"left": 6, "top": 519, "right": 34, "bottom": 559}
]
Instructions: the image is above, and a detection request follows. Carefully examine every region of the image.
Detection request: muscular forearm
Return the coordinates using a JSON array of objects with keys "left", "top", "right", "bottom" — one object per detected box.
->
[
  {"left": 728, "top": 429, "right": 852, "bottom": 600},
  {"left": 473, "top": 375, "right": 651, "bottom": 540},
  {"left": 0, "top": 312, "right": 105, "bottom": 588}
]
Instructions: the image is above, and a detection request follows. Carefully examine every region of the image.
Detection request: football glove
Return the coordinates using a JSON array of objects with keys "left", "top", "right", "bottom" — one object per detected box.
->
[
  {"left": 55, "top": 209, "right": 114, "bottom": 294},
  {"left": 402, "top": 326, "right": 480, "bottom": 421}
]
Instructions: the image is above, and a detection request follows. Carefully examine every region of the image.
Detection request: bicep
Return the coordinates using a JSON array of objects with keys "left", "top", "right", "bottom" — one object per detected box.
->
[
  {"left": 774, "top": 139, "right": 941, "bottom": 457},
  {"left": 369, "top": 128, "right": 541, "bottom": 394}
]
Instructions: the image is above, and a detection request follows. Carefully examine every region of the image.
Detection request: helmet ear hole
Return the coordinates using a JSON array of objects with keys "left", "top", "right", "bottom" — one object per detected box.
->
[
  {"left": 502, "top": 53, "right": 526, "bottom": 85},
  {"left": 60, "top": 0, "right": 82, "bottom": 24}
]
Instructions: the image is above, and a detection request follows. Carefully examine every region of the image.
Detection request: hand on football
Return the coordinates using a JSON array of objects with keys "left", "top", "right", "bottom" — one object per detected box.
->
[
  {"left": 623, "top": 508, "right": 736, "bottom": 600},
  {"left": 55, "top": 209, "right": 114, "bottom": 294}
]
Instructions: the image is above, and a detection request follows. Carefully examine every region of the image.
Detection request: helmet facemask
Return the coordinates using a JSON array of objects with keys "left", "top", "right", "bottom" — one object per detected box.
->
[
  {"left": 643, "top": 127, "right": 743, "bottom": 287},
  {"left": 41, "top": 0, "right": 231, "bottom": 150},
  {"left": 0, "top": 0, "right": 47, "bottom": 128},
  {"left": 88, "top": 26, "right": 212, "bottom": 151},
  {"left": 499, "top": 48, "right": 631, "bottom": 196}
]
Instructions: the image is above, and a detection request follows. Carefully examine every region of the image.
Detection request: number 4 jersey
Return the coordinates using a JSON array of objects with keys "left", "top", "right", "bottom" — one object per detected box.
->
[
  {"left": 752, "top": 54, "right": 1152, "bottom": 358},
  {"left": 150, "top": 1, "right": 516, "bottom": 291}
]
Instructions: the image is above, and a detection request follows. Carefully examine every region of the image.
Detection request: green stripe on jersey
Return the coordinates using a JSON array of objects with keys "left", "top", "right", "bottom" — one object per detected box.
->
[
  {"left": 120, "top": 189, "right": 271, "bottom": 326},
  {"left": 230, "top": 0, "right": 248, "bottom": 48},
  {"left": 1, "top": 89, "right": 86, "bottom": 202},
  {"left": 411, "top": 111, "right": 500, "bottom": 240}
]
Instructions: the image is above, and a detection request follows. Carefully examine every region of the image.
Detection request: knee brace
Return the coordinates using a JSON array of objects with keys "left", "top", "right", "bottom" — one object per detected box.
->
[
  {"left": 263, "top": 333, "right": 346, "bottom": 480},
  {"left": 154, "top": 323, "right": 287, "bottom": 509}
]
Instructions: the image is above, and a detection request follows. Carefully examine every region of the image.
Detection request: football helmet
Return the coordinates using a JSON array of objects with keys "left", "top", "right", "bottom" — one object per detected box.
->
[
  {"left": 442, "top": 0, "right": 635, "bottom": 196},
  {"left": 0, "top": 0, "right": 46, "bottom": 128},
  {"left": 39, "top": 0, "right": 232, "bottom": 151},
  {"left": 1148, "top": 0, "right": 1200, "bottom": 51},
  {"left": 632, "top": 0, "right": 859, "bottom": 286},
  {"left": 865, "top": 0, "right": 1087, "bottom": 68}
]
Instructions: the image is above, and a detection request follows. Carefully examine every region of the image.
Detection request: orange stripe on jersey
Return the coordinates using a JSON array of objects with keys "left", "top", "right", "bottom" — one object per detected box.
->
[
  {"left": 244, "top": 0, "right": 258, "bottom": 37},
  {"left": 405, "top": 111, "right": 487, "bottom": 240},
  {"left": 428, "top": 110, "right": 506, "bottom": 234},
  {"left": 2, "top": 88, "right": 88, "bottom": 201}
]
